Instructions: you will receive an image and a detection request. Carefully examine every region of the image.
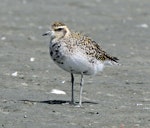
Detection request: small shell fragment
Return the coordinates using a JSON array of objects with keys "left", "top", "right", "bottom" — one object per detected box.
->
[
  {"left": 50, "top": 89, "right": 66, "bottom": 95},
  {"left": 30, "top": 57, "right": 35, "bottom": 62},
  {"left": 11, "top": 72, "right": 18, "bottom": 77}
]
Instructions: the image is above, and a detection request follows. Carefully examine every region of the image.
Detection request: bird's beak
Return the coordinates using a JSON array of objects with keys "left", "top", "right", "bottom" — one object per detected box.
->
[{"left": 42, "top": 31, "right": 52, "bottom": 36}]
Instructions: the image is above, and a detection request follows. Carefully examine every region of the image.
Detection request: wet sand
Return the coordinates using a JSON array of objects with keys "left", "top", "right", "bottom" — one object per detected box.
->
[{"left": 0, "top": 0, "right": 150, "bottom": 128}]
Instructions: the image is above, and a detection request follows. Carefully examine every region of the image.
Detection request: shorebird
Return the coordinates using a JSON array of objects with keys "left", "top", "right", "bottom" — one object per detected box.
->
[{"left": 43, "top": 22, "right": 119, "bottom": 107}]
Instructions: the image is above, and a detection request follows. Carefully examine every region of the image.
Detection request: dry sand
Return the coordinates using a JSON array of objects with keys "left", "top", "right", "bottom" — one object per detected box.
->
[{"left": 0, "top": 0, "right": 150, "bottom": 128}]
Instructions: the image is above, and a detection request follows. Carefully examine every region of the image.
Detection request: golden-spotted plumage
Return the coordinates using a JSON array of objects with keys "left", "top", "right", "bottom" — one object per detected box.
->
[
  {"left": 43, "top": 21, "right": 119, "bottom": 107},
  {"left": 70, "top": 32, "right": 118, "bottom": 62},
  {"left": 52, "top": 21, "right": 65, "bottom": 28}
]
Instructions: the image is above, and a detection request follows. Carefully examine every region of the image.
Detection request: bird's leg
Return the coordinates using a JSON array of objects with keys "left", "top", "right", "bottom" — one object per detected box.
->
[
  {"left": 71, "top": 73, "right": 75, "bottom": 104},
  {"left": 79, "top": 73, "right": 84, "bottom": 107}
]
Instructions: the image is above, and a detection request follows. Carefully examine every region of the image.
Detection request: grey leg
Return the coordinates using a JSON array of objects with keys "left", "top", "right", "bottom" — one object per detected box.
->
[
  {"left": 71, "top": 73, "right": 75, "bottom": 104},
  {"left": 79, "top": 73, "right": 84, "bottom": 107}
]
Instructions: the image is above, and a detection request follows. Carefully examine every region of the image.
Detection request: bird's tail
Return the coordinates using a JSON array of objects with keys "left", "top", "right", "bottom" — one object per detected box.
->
[{"left": 104, "top": 55, "right": 120, "bottom": 66}]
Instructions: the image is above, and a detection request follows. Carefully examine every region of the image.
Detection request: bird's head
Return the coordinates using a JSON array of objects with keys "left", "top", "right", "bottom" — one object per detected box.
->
[{"left": 43, "top": 22, "right": 71, "bottom": 40}]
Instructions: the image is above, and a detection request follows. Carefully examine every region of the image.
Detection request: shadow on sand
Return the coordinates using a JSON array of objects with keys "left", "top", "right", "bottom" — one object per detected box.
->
[{"left": 19, "top": 99, "right": 98, "bottom": 105}]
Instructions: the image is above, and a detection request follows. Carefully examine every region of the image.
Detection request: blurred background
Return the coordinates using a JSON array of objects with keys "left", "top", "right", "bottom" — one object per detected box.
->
[{"left": 0, "top": 0, "right": 150, "bottom": 128}]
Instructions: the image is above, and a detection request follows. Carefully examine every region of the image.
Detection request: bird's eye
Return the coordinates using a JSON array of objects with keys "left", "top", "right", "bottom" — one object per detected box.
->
[{"left": 55, "top": 28, "right": 63, "bottom": 31}]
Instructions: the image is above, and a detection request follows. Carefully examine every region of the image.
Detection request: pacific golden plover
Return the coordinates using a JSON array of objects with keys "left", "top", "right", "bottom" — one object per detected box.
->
[{"left": 43, "top": 22, "right": 119, "bottom": 107}]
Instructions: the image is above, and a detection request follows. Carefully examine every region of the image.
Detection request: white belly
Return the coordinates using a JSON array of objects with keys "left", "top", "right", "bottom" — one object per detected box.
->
[{"left": 55, "top": 51, "right": 104, "bottom": 75}]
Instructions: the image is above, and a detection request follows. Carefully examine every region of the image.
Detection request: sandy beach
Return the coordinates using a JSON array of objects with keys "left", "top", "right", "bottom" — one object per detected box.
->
[{"left": 0, "top": 0, "right": 150, "bottom": 127}]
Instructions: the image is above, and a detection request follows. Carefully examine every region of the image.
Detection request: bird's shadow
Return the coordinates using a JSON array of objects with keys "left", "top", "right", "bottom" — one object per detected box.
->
[{"left": 19, "top": 99, "right": 98, "bottom": 105}]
